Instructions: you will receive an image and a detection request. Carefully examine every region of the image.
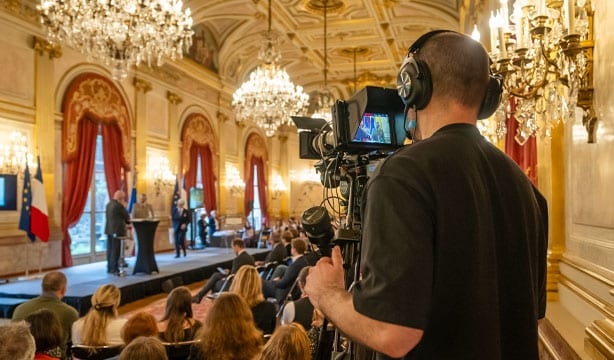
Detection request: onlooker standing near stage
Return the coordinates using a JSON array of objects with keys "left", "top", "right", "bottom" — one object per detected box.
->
[
  {"left": 12, "top": 271, "right": 79, "bottom": 358},
  {"left": 206, "top": 210, "right": 217, "bottom": 239},
  {"left": 171, "top": 199, "right": 190, "bottom": 258},
  {"left": 105, "top": 190, "right": 130, "bottom": 274},
  {"left": 198, "top": 213, "right": 208, "bottom": 248},
  {"left": 132, "top": 193, "right": 154, "bottom": 219}
]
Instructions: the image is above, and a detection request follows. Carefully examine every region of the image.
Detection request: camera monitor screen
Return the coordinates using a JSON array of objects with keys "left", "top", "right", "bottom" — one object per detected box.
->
[{"left": 352, "top": 112, "right": 392, "bottom": 144}]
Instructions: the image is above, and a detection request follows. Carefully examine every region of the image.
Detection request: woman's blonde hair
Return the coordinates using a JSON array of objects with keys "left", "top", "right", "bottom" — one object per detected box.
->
[
  {"left": 229, "top": 265, "right": 264, "bottom": 308},
  {"left": 196, "top": 293, "right": 262, "bottom": 359},
  {"left": 81, "top": 284, "right": 121, "bottom": 345},
  {"left": 258, "top": 323, "right": 310, "bottom": 360},
  {"left": 161, "top": 286, "right": 194, "bottom": 343}
]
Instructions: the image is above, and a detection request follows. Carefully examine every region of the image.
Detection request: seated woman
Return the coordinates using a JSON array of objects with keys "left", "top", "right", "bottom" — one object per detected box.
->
[
  {"left": 119, "top": 336, "right": 167, "bottom": 360},
  {"left": 72, "top": 284, "right": 127, "bottom": 346},
  {"left": 258, "top": 323, "right": 311, "bottom": 360},
  {"left": 158, "top": 286, "right": 202, "bottom": 344},
  {"left": 229, "top": 265, "right": 276, "bottom": 334},
  {"left": 107, "top": 312, "right": 159, "bottom": 360},
  {"left": 25, "top": 309, "right": 64, "bottom": 360},
  {"left": 190, "top": 293, "right": 263, "bottom": 360}
]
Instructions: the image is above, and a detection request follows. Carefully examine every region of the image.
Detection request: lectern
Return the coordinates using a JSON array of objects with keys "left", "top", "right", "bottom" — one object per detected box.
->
[{"left": 131, "top": 219, "right": 160, "bottom": 275}]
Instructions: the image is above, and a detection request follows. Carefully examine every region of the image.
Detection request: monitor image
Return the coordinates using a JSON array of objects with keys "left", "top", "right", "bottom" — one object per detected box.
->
[
  {"left": 189, "top": 187, "right": 204, "bottom": 209},
  {"left": 0, "top": 174, "right": 18, "bottom": 211},
  {"left": 351, "top": 112, "right": 392, "bottom": 145}
]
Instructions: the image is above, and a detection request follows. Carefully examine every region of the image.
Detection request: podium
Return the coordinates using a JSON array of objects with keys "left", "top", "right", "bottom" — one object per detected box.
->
[{"left": 132, "top": 219, "right": 160, "bottom": 275}]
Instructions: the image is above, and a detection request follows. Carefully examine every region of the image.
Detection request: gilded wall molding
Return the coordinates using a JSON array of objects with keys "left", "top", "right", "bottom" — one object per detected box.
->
[
  {"left": 166, "top": 91, "right": 183, "bottom": 105},
  {"left": 62, "top": 72, "right": 131, "bottom": 167},
  {"left": 180, "top": 113, "right": 218, "bottom": 178},
  {"left": 133, "top": 78, "right": 152, "bottom": 93},
  {"left": 32, "top": 36, "right": 62, "bottom": 60}
]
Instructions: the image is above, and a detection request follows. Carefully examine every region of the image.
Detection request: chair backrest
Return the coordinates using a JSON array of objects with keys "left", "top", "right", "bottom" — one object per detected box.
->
[
  {"left": 162, "top": 339, "right": 201, "bottom": 360},
  {"left": 71, "top": 344, "right": 123, "bottom": 360}
]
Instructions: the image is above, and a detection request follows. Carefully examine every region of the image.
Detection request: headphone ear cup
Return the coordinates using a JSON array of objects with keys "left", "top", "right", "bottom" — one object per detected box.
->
[
  {"left": 477, "top": 74, "right": 503, "bottom": 119},
  {"left": 397, "top": 56, "right": 432, "bottom": 110}
]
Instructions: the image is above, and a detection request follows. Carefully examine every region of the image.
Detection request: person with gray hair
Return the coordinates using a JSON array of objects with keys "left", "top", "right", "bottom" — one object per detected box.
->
[
  {"left": 12, "top": 271, "right": 79, "bottom": 358},
  {"left": 105, "top": 190, "right": 131, "bottom": 274},
  {"left": 171, "top": 198, "right": 190, "bottom": 258},
  {"left": 0, "top": 321, "right": 36, "bottom": 360},
  {"left": 119, "top": 336, "right": 168, "bottom": 360}
]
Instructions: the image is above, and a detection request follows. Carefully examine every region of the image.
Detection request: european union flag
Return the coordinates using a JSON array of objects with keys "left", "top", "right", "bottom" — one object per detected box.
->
[
  {"left": 171, "top": 178, "right": 180, "bottom": 215},
  {"left": 18, "top": 162, "right": 35, "bottom": 242}
]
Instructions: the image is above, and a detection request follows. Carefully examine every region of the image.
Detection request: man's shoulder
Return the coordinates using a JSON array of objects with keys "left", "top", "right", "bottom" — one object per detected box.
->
[{"left": 13, "top": 296, "right": 78, "bottom": 319}]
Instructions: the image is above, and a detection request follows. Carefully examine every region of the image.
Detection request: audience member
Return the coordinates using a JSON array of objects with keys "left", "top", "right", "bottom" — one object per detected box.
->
[
  {"left": 255, "top": 230, "right": 286, "bottom": 268},
  {"left": 25, "top": 309, "right": 64, "bottom": 360},
  {"left": 197, "top": 213, "right": 207, "bottom": 248},
  {"left": 229, "top": 265, "right": 276, "bottom": 334},
  {"left": 241, "top": 220, "right": 255, "bottom": 247},
  {"left": 257, "top": 323, "right": 310, "bottom": 360},
  {"left": 0, "top": 321, "right": 36, "bottom": 360},
  {"left": 192, "top": 239, "right": 255, "bottom": 303},
  {"left": 158, "top": 286, "right": 202, "bottom": 344},
  {"left": 263, "top": 238, "right": 309, "bottom": 303},
  {"left": 280, "top": 266, "right": 314, "bottom": 331},
  {"left": 122, "top": 312, "right": 159, "bottom": 345},
  {"left": 190, "top": 293, "right": 263, "bottom": 360},
  {"left": 281, "top": 230, "right": 293, "bottom": 257},
  {"left": 72, "top": 284, "right": 127, "bottom": 346},
  {"left": 12, "top": 271, "right": 79, "bottom": 358},
  {"left": 119, "top": 336, "right": 167, "bottom": 360}
]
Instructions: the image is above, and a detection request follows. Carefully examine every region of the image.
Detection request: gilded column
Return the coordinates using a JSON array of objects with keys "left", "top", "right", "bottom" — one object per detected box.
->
[
  {"left": 546, "top": 122, "right": 565, "bottom": 301},
  {"left": 133, "top": 78, "right": 152, "bottom": 193},
  {"left": 167, "top": 91, "right": 183, "bottom": 177},
  {"left": 32, "top": 36, "right": 61, "bottom": 230},
  {"left": 216, "top": 111, "right": 229, "bottom": 216}
]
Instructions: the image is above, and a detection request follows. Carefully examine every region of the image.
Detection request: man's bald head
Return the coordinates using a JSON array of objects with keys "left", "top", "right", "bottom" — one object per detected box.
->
[
  {"left": 41, "top": 271, "right": 67, "bottom": 297},
  {"left": 113, "top": 191, "right": 125, "bottom": 201}
]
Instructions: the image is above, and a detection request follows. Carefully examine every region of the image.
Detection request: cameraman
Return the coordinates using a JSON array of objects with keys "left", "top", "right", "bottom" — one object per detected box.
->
[{"left": 305, "top": 31, "right": 548, "bottom": 359}]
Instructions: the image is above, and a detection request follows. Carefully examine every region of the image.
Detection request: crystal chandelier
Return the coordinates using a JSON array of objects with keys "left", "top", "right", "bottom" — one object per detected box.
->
[
  {"left": 38, "top": 0, "right": 194, "bottom": 81},
  {"left": 484, "top": 0, "right": 596, "bottom": 144},
  {"left": 232, "top": 0, "right": 309, "bottom": 137},
  {"left": 0, "top": 131, "right": 36, "bottom": 175},
  {"left": 311, "top": 0, "right": 335, "bottom": 122}
]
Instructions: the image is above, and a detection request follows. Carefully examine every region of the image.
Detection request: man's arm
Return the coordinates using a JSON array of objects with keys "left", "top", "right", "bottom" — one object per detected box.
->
[{"left": 305, "top": 247, "right": 423, "bottom": 358}]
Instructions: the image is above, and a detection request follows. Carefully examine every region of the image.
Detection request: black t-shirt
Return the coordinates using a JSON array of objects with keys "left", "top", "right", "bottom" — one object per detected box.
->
[{"left": 353, "top": 124, "right": 548, "bottom": 360}]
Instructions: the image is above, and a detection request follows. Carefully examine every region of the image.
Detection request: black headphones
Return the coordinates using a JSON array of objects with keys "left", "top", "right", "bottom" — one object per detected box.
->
[{"left": 396, "top": 30, "right": 503, "bottom": 120}]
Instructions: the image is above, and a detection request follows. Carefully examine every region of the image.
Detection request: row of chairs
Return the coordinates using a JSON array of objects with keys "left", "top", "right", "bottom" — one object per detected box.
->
[{"left": 71, "top": 339, "right": 201, "bottom": 360}]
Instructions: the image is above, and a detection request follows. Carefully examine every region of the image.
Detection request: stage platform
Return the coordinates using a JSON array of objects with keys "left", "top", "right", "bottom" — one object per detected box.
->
[{"left": 0, "top": 247, "right": 268, "bottom": 317}]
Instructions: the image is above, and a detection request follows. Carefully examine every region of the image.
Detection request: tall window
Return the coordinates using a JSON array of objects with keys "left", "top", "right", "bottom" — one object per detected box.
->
[
  {"left": 68, "top": 134, "right": 109, "bottom": 258},
  {"left": 248, "top": 165, "right": 262, "bottom": 231}
]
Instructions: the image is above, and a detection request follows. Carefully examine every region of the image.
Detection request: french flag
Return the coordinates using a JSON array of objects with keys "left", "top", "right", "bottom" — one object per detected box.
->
[{"left": 30, "top": 155, "right": 49, "bottom": 242}]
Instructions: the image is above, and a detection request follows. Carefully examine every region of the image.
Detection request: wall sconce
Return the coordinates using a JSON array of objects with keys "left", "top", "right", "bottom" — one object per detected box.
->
[
  {"left": 290, "top": 169, "right": 321, "bottom": 184},
  {"left": 484, "top": 0, "right": 596, "bottom": 143},
  {"left": 225, "top": 164, "right": 245, "bottom": 197},
  {"left": 0, "top": 131, "right": 36, "bottom": 175},
  {"left": 148, "top": 155, "right": 175, "bottom": 196},
  {"left": 271, "top": 172, "right": 286, "bottom": 200}
]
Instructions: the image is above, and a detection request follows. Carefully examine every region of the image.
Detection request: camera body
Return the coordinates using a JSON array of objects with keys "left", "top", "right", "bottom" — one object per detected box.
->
[{"left": 295, "top": 86, "right": 407, "bottom": 160}]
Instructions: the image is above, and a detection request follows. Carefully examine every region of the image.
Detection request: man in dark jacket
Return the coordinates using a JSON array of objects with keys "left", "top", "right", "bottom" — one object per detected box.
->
[
  {"left": 192, "top": 239, "right": 254, "bottom": 303},
  {"left": 262, "top": 238, "right": 309, "bottom": 303},
  {"left": 105, "top": 190, "right": 130, "bottom": 274}
]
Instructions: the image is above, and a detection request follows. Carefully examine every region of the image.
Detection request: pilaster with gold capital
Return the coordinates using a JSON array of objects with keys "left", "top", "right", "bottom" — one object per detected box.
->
[
  {"left": 277, "top": 127, "right": 290, "bottom": 218},
  {"left": 133, "top": 77, "right": 152, "bottom": 193},
  {"left": 167, "top": 91, "right": 182, "bottom": 179},
  {"left": 32, "top": 35, "right": 59, "bottom": 233}
]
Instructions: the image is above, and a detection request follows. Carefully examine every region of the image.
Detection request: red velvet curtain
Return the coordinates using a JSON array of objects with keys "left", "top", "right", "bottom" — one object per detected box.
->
[
  {"left": 199, "top": 145, "right": 217, "bottom": 211},
  {"left": 61, "top": 118, "right": 98, "bottom": 267},
  {"left": 183, "top": 144, "right": 217, "bottom": 211},
  {"left": 101, "top": 123, "right": 127, "bottom": 197},
  {"left": 505, "top": 99, "right": 538, "bottom": 185},
  {"left": 243, "top": 156, "right": 268, "bottom": 227}
]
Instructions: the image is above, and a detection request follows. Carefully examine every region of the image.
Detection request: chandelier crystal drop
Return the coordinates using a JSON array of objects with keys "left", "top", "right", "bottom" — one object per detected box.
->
[
  {"left": 38, "top": 0, "right": 194, "bottom": 80},
  {"left": 232, "top": 0, "right": 309, "bottom": 137}
]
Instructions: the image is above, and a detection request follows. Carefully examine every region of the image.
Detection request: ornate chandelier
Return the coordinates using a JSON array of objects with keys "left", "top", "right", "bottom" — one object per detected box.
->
[
  {"left": 483, "top": 0, "right": 595, "bottom": 144},
  {"left": 232, "top": 0, "right": 309, "bottom": 137},
  {"left": 38, "top": 0, "right": 194, "bottom": 80}
]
